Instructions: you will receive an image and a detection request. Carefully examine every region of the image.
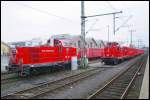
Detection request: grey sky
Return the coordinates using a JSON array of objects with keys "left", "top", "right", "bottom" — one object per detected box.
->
[{"left": 1, "top": 1, "right": 149, "bottom": 47}]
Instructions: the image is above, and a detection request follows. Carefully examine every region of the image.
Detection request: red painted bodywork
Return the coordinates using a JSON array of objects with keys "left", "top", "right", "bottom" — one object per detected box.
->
[
  {"left": 76, "top": 48, "right": 104, "bottom": 59},
  {"left": 8, "top": 38, "right": 104, "bottom": 72},
  {"left": 102, "top": 42, "right": 144, "bottom": 59},
  {"left": 8, "top": 39, "right": 144, "bottom": 73},
  {"left": 10, "top": 45, "right": 77, "bottom": 65}
]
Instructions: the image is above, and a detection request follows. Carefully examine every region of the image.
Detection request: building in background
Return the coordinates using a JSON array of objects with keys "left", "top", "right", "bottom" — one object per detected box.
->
[
  {"left": 8, "top": 38, "right": 43, "bottom": 47},
  {"left": 5, "top": 34, "right": 107, "bottom": 53},
  {"left": 51, "top": 34, "right": 106, "bottom": 48},
  {"left": 1, "top": 41, "right": 10, "bottom": 55}
]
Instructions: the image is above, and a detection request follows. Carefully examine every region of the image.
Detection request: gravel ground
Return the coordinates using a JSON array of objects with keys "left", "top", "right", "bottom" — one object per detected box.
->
[
  {"left": 126, "top": 56, "right": 147, "bottom": 99},
  {"left": 37, "top": 55, "right": 143, "bottom": 99},
  {"left": 1, "top": 55, "right": 142, "bottom": 98},
  {"left": 1, "top": 64, "right": 103, "bottom": 96},
  {"left": 1, "top": 59, "right": 103, "bottom": 96}
]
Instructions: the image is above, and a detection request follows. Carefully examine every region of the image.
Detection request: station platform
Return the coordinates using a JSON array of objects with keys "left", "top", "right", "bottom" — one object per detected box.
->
[{"left": 139, "top": 56, "right": 149, "bottom": 99}]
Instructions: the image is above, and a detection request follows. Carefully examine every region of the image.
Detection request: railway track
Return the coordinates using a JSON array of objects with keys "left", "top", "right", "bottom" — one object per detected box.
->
[
  {"left": 1, "top": 67, "right": 107, "bottom": 99},
  {"left": 1, "top": 72, "right": 19, "bottom": 84},
  {"left": 1, "top": 77, "right": 19, "bottom": 84},
  {"left": 87, "top": 54, "right": 147, "bottom": 99},
  {"left": 0, "top": 60, "right": 99, "bottom": 85}
]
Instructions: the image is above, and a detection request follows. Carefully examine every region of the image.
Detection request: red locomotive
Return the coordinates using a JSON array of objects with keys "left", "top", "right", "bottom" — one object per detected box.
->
[
  {"left": 101, "top": 42, "right": 144, "bottom": 64},
  {"left": 6, "top": 38, "right": 103, "bottom": 76},
  {"left": 6, "top": 37, "right": 144, "bottom": 76},
  {"left": 6, "top": 39, "right": 77, "bottom": 76}
]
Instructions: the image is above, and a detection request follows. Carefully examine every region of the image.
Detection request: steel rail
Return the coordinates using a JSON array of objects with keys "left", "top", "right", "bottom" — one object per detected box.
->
[
  {"left": 1, "top": 78, "right": 19, "bottom": 84},
  {"left": 31, "top": 68, "right": 105, "bottom": 99},
  {"left": 87, "top": 54, "right": 146, "bottom": 99},
  {"left": 1, "top": 71, "right": 18, "bottom": 75},
  {"left": 120, "top": 56, "right": 146, "bottom": 99},
  {"left": 1, "top": 73, "right": 19, "bottom": 84},
  {"left": 1, "top": 67, "right": 105, "bottom": 99}
]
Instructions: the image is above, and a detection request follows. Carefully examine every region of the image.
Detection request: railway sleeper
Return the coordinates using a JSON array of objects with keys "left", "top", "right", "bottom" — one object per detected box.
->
[
  {"left": 119, "top": 75, "right": 134, "bottom": 78},
  {"left": 107, "top": 87, "right": 126, "bottom": 92},
  {"left": 128, "top": 89, "right": 137, "bottom": 92},
  {"left": 116, "top": 79, "right": 132, "bottom": 83},
  {"left": 111, "top": 83, "right": 129, "bottom": 87},
  {"left": 116, "top": 78, "right": 131, "bottom": 81},
  {"left": 118, "top": 77, "right": 135, "bottom": 82},
  {"left": 108, "top": 85, "right": 126, "bottom": 90},
  {"left": 113, "top": 79, "right": 131, "bottom": 83},
  {"left": 93, "top": 95, "right": 114, "bottom": 99},
  {"left": 127, "top": 93, "right": 139, "bottom": 97},
  {"left": 94, "top": 96, "right": 109, "bottom": 99},
  {"left": 101, "top": 91, "right": 123, "bottom": 96},
  {"left": 113, "top": 83, "right": 130, "bottom": 86},
  {"left": 98, "top": 93, "right": 121, "bottom": 99},
  {"left": 126, "top": 94, "right": 139, "bottom": 99},
  {"left": 122, "top": 75, "right": 136, "bottom": 78},
  {"left": 114, "top": 80, "right": 131, "bottom": 84},
  {"left": 127, "top": 92, "right": 138, "bottom": 96},
  {"left": 126, "top": 96, "right": 138, "bottom": 99},
  {"left": 110, "top": 84, "right": 127, "bottom": 89},
  {"left": 117, "top": 77, "right": 133, "bottom": 80}
]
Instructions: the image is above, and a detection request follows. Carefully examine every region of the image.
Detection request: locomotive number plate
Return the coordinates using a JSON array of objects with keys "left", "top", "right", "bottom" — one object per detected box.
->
[{"left": 41, "top": 50, "right": 54, "bottom": 52}]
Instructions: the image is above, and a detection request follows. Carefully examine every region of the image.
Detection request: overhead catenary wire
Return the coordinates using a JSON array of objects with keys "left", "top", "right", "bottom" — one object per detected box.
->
[
  {"left": 105, "top": 1, "right": 126, "bottom": 20},
  {"left": 106, "top": 1, "right": 117, "bottom": 11},
  {"left": 88, "top": 25, "right": 108, "bottom": 32},
  {"left": 85, "top": 19, "right": 99, "bottom": 35},
  {"left": 14, "top": 2, "right": 75, "bottom": 23},
  {"left": 115, "top": 15, "right": 132, "bottom": 32}
]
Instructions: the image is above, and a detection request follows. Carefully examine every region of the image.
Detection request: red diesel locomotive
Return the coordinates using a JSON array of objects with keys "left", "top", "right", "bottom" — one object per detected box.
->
[
  {"left": 101, "top": 42, "right": 144, "bottom": 64},
  {"left": 6, "top": 38, "right": 103, "bottom": 76},
  {"left": 6, "top": 39, "right": 77, "bottom": 76}
]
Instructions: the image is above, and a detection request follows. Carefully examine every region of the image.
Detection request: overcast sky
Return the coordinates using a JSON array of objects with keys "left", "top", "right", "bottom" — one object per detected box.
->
[{"left": 1, "top": 1, "right": 149, "bottom": 47}]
